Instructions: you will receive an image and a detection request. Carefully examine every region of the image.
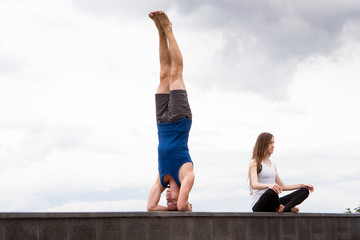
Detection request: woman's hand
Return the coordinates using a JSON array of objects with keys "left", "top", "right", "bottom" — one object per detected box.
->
[
  {"left": 268, "top": 184, "right": 282, "bottom": 194},
  {"left": 302, "top": 184, "right": 314, "bottom": 193}
]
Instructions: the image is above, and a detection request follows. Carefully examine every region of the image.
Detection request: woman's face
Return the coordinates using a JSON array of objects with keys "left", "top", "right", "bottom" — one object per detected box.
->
[{"left": 267, "top": 137, "right": 275, "bottom": 155}]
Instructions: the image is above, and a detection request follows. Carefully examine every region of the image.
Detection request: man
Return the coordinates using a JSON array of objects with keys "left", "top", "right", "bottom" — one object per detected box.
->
[{"left": 147, "top": 11, "right": 195, "bottom": 212}]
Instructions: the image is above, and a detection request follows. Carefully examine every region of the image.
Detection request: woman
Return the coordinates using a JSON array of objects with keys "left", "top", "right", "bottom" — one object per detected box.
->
[{"left": 249, "top": 132, "right": 314, "bottom": 212}]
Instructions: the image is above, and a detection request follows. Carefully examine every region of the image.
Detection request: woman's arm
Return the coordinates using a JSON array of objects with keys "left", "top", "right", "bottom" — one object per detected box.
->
[
  {"left": 275, "top": 168, "right": 314, "bottom": 192},
  {"left": 249, "top": 159, "right": 282, "bottom": 193}
]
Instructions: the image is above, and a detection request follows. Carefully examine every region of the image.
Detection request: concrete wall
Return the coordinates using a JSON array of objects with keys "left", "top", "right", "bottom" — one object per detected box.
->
[{"left": 0, "top": 212, "right": 359, "bottom": 240}]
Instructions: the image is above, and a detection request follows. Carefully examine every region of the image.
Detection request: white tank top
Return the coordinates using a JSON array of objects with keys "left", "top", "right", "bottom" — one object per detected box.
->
[{"left": 251, "top": 161, "right": 277, "bottom": 207}]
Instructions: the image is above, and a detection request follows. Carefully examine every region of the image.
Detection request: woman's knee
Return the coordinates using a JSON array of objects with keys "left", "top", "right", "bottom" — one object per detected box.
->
[
  {"left": 300, "top": 187, "right": 310, "bottom": 197},
  {"left": 264, "top": 189, "right": 279, "bottom": 199}
]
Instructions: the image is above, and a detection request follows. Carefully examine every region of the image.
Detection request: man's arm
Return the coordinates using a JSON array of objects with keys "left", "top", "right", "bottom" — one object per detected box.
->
[
  {"left": 177, "top": 163, "right": 195, "bottom": 211},
  {"left": 147, "top": 175, "right": 169, "bottom": 211}
]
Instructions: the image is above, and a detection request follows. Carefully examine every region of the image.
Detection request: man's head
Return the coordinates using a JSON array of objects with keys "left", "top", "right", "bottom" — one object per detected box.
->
[{"left": 166, "top": 181, "right": 180, "bottom": 210}]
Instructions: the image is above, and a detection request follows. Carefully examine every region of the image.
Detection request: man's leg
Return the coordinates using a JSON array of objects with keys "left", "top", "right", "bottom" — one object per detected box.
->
[
  {"left": 148, "top": 12, "right": 171, "bottom": 211},
  {"left": 156, "top": 11, "right": 186, "bottom": 90},
  {"left": 149, "top": 11, "right": 171, "bottom": 93}
]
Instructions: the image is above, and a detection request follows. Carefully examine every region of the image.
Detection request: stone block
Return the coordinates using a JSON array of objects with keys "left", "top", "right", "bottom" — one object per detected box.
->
[
  {"left": 187, "top": 217, "right": 212, "bottom": 240},
  {"left": 281, "top": 217, "right": 296, "bottom": 237},
  {"left": 0, "top": 212, "right": 358, "bottom": 240},
  {"left": 248, "top": 217, "right": 267, "bottom": 240},
  {"left": 95, "top": 217, "right": 124, "bottom": 239},
  {"left": 4, "top": 219, "right": 39, "bottom": 240},
  {"left": 68, "top": 218, "right": 97, "bottom": 240},
  {"left": 348, "top": 217, "right": 360, "bottom": 240},
  {"left": 295, "top": 217, "right": 310, "bottom": 240},
  {"left": 228, "top": 217, "right": 248, "bottom": 240},
  {"left": 168, "top": 217, "right": 195, "bottom": 240},
  {"left": 147, "top": 217, "right": 172, "bottom": 240},
  {"left": 39, "top": 218, "right": 69, "bottom": 240},
  {"left": 0, "top": 221, "right": 6, "bottom": 240},
  {"left": 123, "top": 217, "right": 149, "bottom": 240},
  {"left": 310, "top": 217, "right": 324, "bottom": 235},
  {"left": 267, "top": 217, "right": 282, "bottom": 240}
]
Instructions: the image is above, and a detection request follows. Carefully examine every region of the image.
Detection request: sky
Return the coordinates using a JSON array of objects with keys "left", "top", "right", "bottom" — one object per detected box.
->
[{"left": 0, "top": 0, "right": 359, "bottom": 213}]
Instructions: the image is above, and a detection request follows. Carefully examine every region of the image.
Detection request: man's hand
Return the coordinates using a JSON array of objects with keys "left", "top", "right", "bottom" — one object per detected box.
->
[
  {"left": 186, "top": 202, "right": 193, "bottom": 211},
  {"left": 179, "top": 202, "right": 192, "bottom": 212}
]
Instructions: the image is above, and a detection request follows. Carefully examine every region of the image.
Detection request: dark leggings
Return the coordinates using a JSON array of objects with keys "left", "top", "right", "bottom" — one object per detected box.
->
[{"left": 252, "top": 188, "right": 309, "bottom": 212}]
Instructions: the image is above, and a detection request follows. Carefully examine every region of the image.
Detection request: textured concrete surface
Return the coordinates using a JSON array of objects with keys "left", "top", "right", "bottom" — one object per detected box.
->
[{"left": 0, "top": 212, "right": 359, "bottom": 240}]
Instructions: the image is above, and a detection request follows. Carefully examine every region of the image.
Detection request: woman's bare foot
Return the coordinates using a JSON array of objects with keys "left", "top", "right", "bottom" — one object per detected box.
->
[
  {"left": 291, "top": 207, "right": 299, "bottom": 213},
  {"left": 277, "top": 204, "right": 285, "bottom": 213}
]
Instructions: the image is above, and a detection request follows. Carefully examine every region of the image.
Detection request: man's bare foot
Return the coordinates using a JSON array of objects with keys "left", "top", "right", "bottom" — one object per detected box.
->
[
  {"left": 149, "top": 11, "right": 164, "bottom": 33},
  {"left": 291, "top": 207, "right": 299, "bottom": 213},
  {"left": 277, "top": 204, "right": 285, "bottom": 213},
  {"left": 155, "top": 11, "right": 173, "bottom": 33}
]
